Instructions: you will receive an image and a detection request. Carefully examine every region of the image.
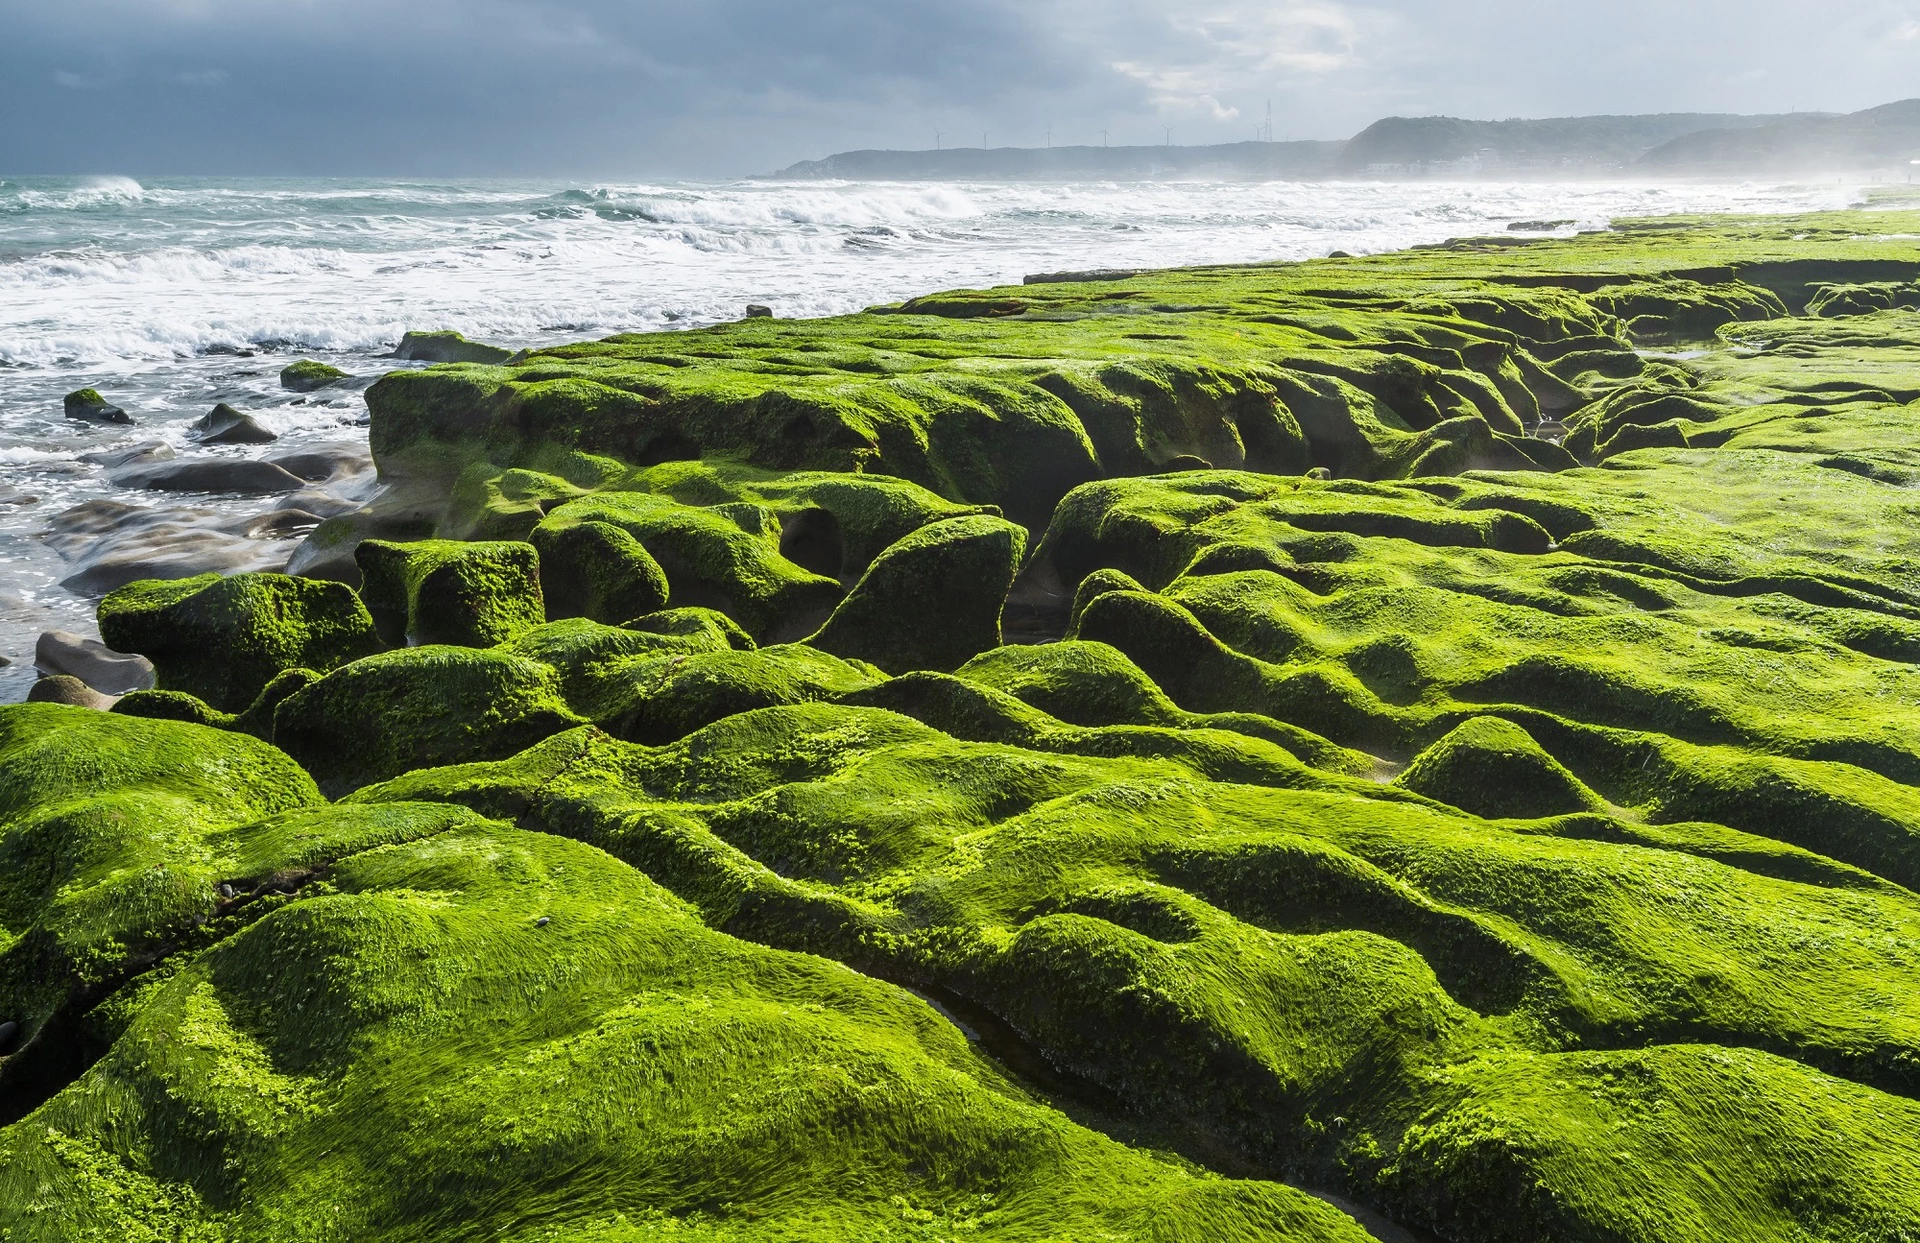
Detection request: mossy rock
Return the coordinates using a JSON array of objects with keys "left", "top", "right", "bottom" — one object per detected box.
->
[
  {"left": 0, "top": 704, "right": 320, "bottom": 1050},
  {"left": 529, "top": 518, "right": 670, "bottom": 624},
  {"left": 957, "top": 639, "right": 1183, "bottom": 727},
  {"left": 0, "top": 723, "right": 1374, "bottom": 1241},
  {"left": 355, "top": 539, "right": 545, "bottom": 648},
  {"left": 390, "top": 329, "right": 514, "bottom": 364},
  {"left": 272, "top": 646, "right": 585, "bottom": 790},
  {"left": 539, "top": 492, "right": 842, "bottom": 642},
  {"left": 280, "top": 359, "right": 349, "bottom": 392},
  {"left": 593, "top": 644, "right": 884, "bottom": 744},
  {"left": 807, "top": 514, "right": 1027, "bottom": 673},
  {"left": 62, "top": 388, "right": 131, "bottom": 424},
  {"left": 97, "top": 572, "right": 381, "bottom": 713},
  {"left": 1396, "top": 716, "right": 1608, "bottom": 819}
]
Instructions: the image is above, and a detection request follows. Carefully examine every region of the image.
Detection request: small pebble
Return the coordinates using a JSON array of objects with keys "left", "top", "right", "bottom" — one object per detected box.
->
[
  {"left": 534, "top": 916, "right": 551, "bottom": 928},
  {"left": 0, "top": 1020, "right": 18, "bottom": 1055},
  {"left": 218, "top": 883, "right": 236, "bottom": 899}
]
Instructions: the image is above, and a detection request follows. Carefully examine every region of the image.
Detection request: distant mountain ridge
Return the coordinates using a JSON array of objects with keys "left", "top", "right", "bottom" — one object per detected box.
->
[
  {"left": 773, "top": 100, "right": 1919, "bottom": 181},
  {"left": 1640, "top": 99, "right": 1920, "bottom": 173}
]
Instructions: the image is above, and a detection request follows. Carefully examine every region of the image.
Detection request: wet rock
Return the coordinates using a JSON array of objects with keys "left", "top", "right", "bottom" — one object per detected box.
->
[
  {"left": 246, "top": 509, "right": 327, "bottom": 539},
  {"left": 79, "top": 441, "right": 173, "bottom": 470},
  {"left": 100, "top": 571, "right": 382, "bottom": 712},
  {"left": 26, "top": 674, "right": 118, "bottom": 710},
  {"left": 269, "top": 445, "right": 373, "bottom": 482},
  {"left": 34, "top": 630, "right": 156, "bottom": 694},
  {"left": 387, "top": 330, "right": 513, "bottom": 364},
  {"left": 47, "top": 499, "right": 291, "bottom": 596},
  {"left": 191, "top": 403, "right": 279, "bottom": 445},
  {"left": 281, "top": 359, "right": 349, "bottom": 392},
  {"left": 64, "top": 388, "right": 132, "bottom": 424},
  {"left": 744, "top": 305, "right": 773, "bottom": 318},
  {"left": 112, "top": 457, "right": 308, "bottom": 496},
  {"left": 0, "top": 1020, "right": 17, "bottom": 1055}
]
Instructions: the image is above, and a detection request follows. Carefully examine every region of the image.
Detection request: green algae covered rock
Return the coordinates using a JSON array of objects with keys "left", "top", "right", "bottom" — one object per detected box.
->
[
  {"left": 272, "top": 645, "right": 585, "bottom": 791},
  {"left": 1396, "top": 715, "right": 1608, "bottom": 819},
  {"left": 362, "top": 699, "right": 1920, "bottom": 1243},
  {"left": 62, "top": 387, "right": 132, "bottom": 424},
  {"left": 529, "top": 516, "right": 671, "bottom": 624},
  {"left": 0, "top": 705, "right": 320, "bottom": 1078},
  {"left": 390, "top": 328, "right": 514, "bottom": 363},
  {"left": 28, "top": 208, "right": 1920, "bottom": 1241},
  {"left": 279, "top": 358, "right": 349, "bottom": 392},
  {"left": 355, "top": 538, "right": 545, "bottom": 647},
  {"left": 0, "top": 707, "right": 1369, "bottom": 1243},
  {"left": 807, "top": 513, "right": 1026, "bottom": 673},
  {"left": 535, "top": 492, "right": 842, "bottom": 641},
  {"left": 97, "top": 572, "right": 381, "bottom": 713}
]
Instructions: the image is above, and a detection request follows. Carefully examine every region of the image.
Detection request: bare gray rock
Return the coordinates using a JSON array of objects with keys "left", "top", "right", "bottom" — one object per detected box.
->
[
  {"left": 79, "top": 441, "right": 173, "bottom": 469},
  {"left": 35, "top": 630, "right": 156, "bottom": 694},
  {"left": 26, "top": 674, "right": 119, "bottom": 710},
  {"left": 112, "top": 457, "right": 308, "bottom": 495},
  {"left": 191, "top": 403, "right": 279, "bottom": 445}
]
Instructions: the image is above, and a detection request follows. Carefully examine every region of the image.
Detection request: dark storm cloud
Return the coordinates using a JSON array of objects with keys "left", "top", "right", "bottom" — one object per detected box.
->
[{"left": 1, "top": 0, "right": 1917, "bottom": 175}]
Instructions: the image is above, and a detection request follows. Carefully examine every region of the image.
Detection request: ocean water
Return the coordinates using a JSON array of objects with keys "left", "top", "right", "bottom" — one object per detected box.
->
[{"left": 0, "top": 174, "right": 1866, "bottom": 700}]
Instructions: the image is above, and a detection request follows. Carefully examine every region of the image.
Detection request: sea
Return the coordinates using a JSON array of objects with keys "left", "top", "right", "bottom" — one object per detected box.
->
[{"left": 0, "top": 174, "right": 1866, "bottom": 701}]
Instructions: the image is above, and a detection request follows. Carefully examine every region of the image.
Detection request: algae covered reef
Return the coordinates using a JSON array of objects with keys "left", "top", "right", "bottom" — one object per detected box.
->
[{"left": 8, "top": 207, "right": 1920, "bottom": 1241}]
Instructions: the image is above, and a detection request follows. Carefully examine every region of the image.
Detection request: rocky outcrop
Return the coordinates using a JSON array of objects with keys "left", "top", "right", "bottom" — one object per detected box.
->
[
  {"left": 98, "top": 571, "right": 380, "bottom": 711},
  {"left": 62, "top": 388, "right": 131, "bottom": 424},
  {"left": 280, "top": 359, "right": 349, "bottom": 391},
  {"left": 386, "top": 329, "right": 514, "bottom": 364},
  {"left": 13, "top": 209, "right": 1920, "bottom": 1243},
  {"left": 189, "top": 402, "right": 278, "bottom": 445}
]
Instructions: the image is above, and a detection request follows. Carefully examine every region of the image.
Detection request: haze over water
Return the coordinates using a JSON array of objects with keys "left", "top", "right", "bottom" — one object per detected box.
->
[{"left": 0, "top": 174, "right": 1865, "bottom": 699}]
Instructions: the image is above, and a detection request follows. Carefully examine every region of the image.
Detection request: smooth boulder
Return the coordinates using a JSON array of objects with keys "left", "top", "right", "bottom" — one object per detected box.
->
[
  {"left": 269, "top": 445, "right": 372, "bottom": 482},
  {"left": 33, "top": 630, "right": 156, "bottom": 694},
  {"left": 26, "top": 675, "right": 117, "bottom": 710},
  {"left": 98, "top": 571, "right": 382, "bottom": 712},
  {"left": 111, "top": 457, "right": 308, "bottom": 495},
  {"left": 190, "top": 402, "right": 278, "bottom": 445}
]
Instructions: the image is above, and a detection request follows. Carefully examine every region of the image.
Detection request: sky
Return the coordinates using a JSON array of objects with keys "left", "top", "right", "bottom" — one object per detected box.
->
[{"left": 2, "top": 0, "right": 1917, "bottom": 176}]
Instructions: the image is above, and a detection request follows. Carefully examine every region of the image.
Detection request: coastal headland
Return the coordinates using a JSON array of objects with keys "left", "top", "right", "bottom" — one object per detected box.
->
[
  {"left": 7, "top": 203, "right": 1920, "bottom": 1241},
  {"left": 776, "top": 98, "right": 1920, "bottom": 180}
]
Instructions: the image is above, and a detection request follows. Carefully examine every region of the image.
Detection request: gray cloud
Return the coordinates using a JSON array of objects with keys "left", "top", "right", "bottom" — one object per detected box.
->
[{"left": 0, "top": 0, "right": 1915, "bottom": 175}]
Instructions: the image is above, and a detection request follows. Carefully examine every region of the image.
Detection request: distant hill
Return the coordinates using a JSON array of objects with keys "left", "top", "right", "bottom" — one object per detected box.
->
[
  {"left": 1639, "top": 99, "right": 1920, "bottom": 173},
  {"left": 1338, "top": 112, "right": 1795, "bottom": 176},
  {"left": 770, "top": 103, "right": 1918, "bottom": 181},
  {"left": 773, "top": 140, "right": 1343, "bottom": 182}
]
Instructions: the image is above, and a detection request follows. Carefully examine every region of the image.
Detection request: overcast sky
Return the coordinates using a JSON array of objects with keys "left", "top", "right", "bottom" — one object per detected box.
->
[{"left": 3, "top": 0, "right": 1917, "bottom": 176}]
